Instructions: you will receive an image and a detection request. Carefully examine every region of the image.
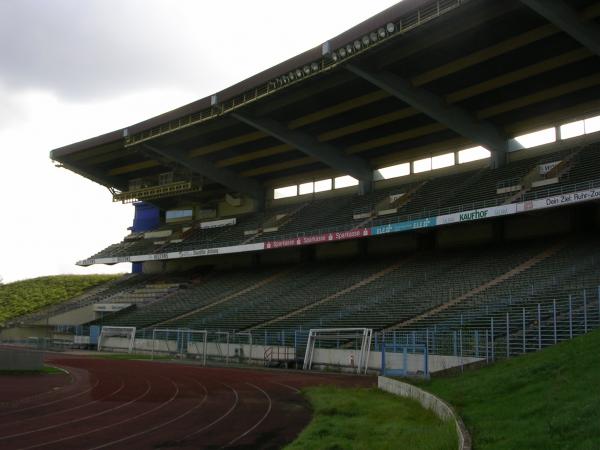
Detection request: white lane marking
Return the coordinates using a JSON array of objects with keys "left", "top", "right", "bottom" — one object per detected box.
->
[
  {"left": 0, "top": 378, "right": 126, "bottom": 430},
  {"left": 181, "top": 382, "right": 240, "bottom": 440},
  {"left": 224, "top": 383, "right": 272, "bottom": 448},
  {"left": 88, "top": 376, "right": 209, "bottom": 450},
  {"left": 17, "top": 379, "right": 156, "bottom": 450}
]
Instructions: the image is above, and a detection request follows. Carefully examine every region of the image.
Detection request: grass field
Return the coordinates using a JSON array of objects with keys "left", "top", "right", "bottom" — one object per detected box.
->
[
  {"left": 416, "top": 328, "right": 600, "bottom": 450},
  {"left": 91, "top": 353, "right": 170, "bottom": 360},
  {"left": 286, "top": 387, "right": 456, "bottom": 450},
  {"left": 0, "top": 274, "right": 121, "bottom": 325},
  {"left": 0, "top": 366, "right": 64, "bottom": 375}
]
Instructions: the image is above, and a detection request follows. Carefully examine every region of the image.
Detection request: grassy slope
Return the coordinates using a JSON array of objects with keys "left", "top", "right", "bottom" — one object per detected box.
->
[
  {"left": 286, "top": 387, "right": 456, "bottom": 450},
  {"left": 0, "top": 366, "right": 64, "bottom": 375},
  {"left": 0, "top": 274, "right": 121, "bottom": 325},
  {"left": 418, "top": 329, "right": 600, "bottom": 450}
]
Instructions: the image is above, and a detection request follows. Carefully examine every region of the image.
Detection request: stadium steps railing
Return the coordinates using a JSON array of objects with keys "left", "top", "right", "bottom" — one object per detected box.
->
[
  {"left": 154, "top": 268, "right": 290, "bottom": 327},
  {"left": 250, "top": 258, "right": 408, "bottom": 330},
  {"left": 389, "top": 240, "right": 567, "bottom": 330}
]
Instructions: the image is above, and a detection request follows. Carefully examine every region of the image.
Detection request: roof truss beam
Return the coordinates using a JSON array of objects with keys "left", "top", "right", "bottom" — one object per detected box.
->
[
  {"left": 143, "top": 144, "right": 264, "bottom": 200},
  {"left": 231, "top": 112, "right": 373, "bottom": 182},
  {"left": 346, "top": 64, "right": 509, "bottom": 167},
  {"left": 519, "top": 0, "right": 600, "bottom": 58}
]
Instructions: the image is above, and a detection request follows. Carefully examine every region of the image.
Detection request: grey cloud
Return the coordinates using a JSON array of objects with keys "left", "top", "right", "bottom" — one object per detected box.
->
[{"left": 0, "top": 0, "right": 221, "bottom": 99}]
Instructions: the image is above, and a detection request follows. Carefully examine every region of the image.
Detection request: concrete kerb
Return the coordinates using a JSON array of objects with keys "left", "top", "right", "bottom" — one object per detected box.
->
[{"left": 378, "top": 376, "right": 471, "bottom": 450}]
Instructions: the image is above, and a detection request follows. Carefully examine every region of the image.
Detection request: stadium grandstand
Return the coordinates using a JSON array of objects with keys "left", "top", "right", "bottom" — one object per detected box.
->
[{"left": 6, "top": 0, "right": 599, "bottom": 371}]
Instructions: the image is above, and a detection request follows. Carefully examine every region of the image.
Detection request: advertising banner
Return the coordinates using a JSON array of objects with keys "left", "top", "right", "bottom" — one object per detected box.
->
[
  {"left": 517, "top": 187, "right": 600, "bottom": 213},
  {"left": 370, "top": 217, "right": 436, "bottom": 236},
  {"left": 436, "top": 204, "right": 517, "bottom": 226},
  {"left": 265, "top": 228, "right": 371, "bottom": 250},
  {"left": 78, "top": 185, "right": 600, "bottom": 266},
  {"left": 200, "top": 217, "right": 237, "bottom": 229}
]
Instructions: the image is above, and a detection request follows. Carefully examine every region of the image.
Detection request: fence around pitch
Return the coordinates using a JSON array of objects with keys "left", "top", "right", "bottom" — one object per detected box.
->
[{"left": 22, "top": 285, "right": 600, "bottom": 373}]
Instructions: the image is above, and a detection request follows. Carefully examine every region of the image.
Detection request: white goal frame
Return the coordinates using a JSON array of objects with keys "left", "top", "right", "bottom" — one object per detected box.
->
[
  {"left": 151, "top": 328, "right": 207, "bottom": 365},
  {"left": 303, "top": 328, "right": 373, "bottom": 374},
  {"left": 97, "top": 326, "right": 136, "bottom": 353}
]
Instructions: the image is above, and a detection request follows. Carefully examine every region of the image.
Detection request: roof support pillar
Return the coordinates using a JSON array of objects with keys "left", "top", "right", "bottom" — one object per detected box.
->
[
  {"left": 520, "top": 0, "right": 600, "bottom": 57},
  {"left": 143, "top": 144, "right": 265, "bottom": 201},
  {"left": 231, "top": 112, "right": 373, "bottom": 183},
  {"left": 346, "top": 64, "right": 509, "bottom": 168}
]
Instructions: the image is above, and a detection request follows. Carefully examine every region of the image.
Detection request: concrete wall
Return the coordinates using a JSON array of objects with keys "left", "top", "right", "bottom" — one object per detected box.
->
[
  {"left": 504, "top": 209, "right": 571, "bottom": 240},
  {"left": 436, "top": 221, "right": 495, "bottom": 249},
  {"left": 315, "top": 240, "right": 360, "bottom": 260},
  {"left": 260, "top": 248, "right": 302, "bottom": 265},
  {"left": 378, "top": 376, "right": 471, "bottom": 450},
  {"left": 100, "top": 336, "right": 478, "bottom": 373},
  {"left": 100, "top": 336, "right": 296, "bottom": 363},
  {"left": 311, "top": 347, "right": 481, "bottom": 374},
  {"left": 0, "top": 347, "right": 44, "bottom": 371},
  {"left": 367, "top": 233, "right": 418, "bottom": 255},
  {"left": 34, "top": 305, "right": 96, "bottom": 326},
  {"left": 0, "top": 326, "right": 49, "bottom": 340}
]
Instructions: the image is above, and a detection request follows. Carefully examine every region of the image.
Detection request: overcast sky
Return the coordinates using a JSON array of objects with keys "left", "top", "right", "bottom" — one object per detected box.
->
[{"left": 0, "top": 0, "right": 400, "bottom": 283}]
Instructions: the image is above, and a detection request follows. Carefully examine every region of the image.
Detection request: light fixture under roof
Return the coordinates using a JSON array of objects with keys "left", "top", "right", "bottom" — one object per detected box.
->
[
  {"left": 345, "top": 44, "right": 353, "bottom": 54},
  {"left": 303, "top": 65, "right": 311, "bottom": 75},
  {"left": 338, "top": 47, "right": 347, "bottom": 58},
  {"left": 377, "top": 27, "right": 386, "bottom": 38},
  {"left": 295, "top": 68, "right": 303, "bottom": 78},
  {"left": 310, "top": 62, "right": 319, "bottom": 72},
  {"left": 331, "top": 51, "right": 339, "bottom": 62},
  {"left": 370, "top": 31, "right": 378, "bottom": 42},
  {"left": 386, "top": 22, "right": 395, "bottom": 33},
  {"left": 353, "top": 40, "right": 361, "bottom": 50},
  {"left": 288, "top": 71, "right": 295, "bottom": 81},
  {"left": 362, "top": 35, "right": 370, "bottom": 46}
]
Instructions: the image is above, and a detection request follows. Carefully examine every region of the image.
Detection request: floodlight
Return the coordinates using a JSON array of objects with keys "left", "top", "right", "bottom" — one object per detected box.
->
[
  {"left": 362, "top": 35, "right": 370, "bottom": 46},
  {"left": 345, "top": 44, "right": 353, "bottom": 54},
  {"left": 377, "top": 27, "right": 386, "bottom": 38},
  {"left": 303, "top": 65, "right": 311, "bottom": 75},
  {"left": 282, "top": 75, "right": 289, "bottom": 84},
  {"left": 311, "top": 62, "right": 319, "bottom": 72},
  {"left": 353, "top": 40, "right": 361, "bottom": 50},
  {"left": 338, "top": 47, "right": 347, "bottom": 58},
  {"left": 386, "top": 22, "right": 395, "bottom": 33},
  {"left": 370, "top": 31, "right": 378, "bottom": 42},
  {"left": 331, "top": 51, "right": 339, "bottom": 62},
  {"left": 288, "top": 71, "right": 295, "bottom": 81},
  {"left": 295, "top": 68, "right": 303, "bottom": 78}
]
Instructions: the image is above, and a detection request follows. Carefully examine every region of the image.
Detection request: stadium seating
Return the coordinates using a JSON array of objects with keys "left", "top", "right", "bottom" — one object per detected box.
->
[
  {"left": 94, "top": 232, "right": 600, "bottom": 341},
  {"left": 85, "top": 142, "right": 599, "bottom": 261}
]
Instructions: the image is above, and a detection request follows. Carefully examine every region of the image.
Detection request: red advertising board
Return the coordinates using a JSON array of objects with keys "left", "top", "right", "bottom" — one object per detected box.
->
[{"left": 265, "top": 228, "right": 371, "bottom": 250}]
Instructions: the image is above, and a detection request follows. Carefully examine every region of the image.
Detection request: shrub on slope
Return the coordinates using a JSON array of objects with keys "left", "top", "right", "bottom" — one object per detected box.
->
[{"left": 0, "top": 275, "right": 120, "bottom": 324}]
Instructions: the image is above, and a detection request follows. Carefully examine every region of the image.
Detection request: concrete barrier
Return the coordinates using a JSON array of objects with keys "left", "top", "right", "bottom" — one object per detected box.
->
[
  {"left": 378, "top": 376, "right": 471, "bottom": 450},
  {"left": 0, "top": 347, "right": 44, "bottom": 371}
]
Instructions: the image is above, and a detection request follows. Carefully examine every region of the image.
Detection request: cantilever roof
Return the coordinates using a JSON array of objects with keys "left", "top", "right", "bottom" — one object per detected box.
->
[
  {"left": 50, "top": 0, "right": 424, "bottom": 159},
  {"left": 51, "top": 0, "right": 600, "bottom": 207}
]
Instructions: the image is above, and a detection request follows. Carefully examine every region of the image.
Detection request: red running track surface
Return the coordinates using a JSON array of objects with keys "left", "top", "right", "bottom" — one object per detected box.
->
[{"left": 0, "top": 355, "right": 374, "bottom": 449}]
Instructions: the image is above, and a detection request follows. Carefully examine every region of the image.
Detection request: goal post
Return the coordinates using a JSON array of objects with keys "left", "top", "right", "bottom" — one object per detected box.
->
[
  {"left": 97, "top": 326, "right": 136, "bottom": 353},
  {"left": 303, "top": 328, "right": 373, "bottom": 374},
  {"left": 150, "top": 328, "right": 207, "bottom": 365},
  {"left": 182, "top": 329, "right": 208, "bottom": 365}
]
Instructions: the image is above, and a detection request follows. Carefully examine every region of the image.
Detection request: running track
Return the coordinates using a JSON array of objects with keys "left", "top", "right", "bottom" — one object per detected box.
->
[{"left": 0, "top": 355, "right": 374, "bottom": 449}]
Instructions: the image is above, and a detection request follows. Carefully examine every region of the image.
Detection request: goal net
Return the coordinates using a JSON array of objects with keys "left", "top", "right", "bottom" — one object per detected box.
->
[
  {"left": 303, "top": 328, "right": 373, "bottom": 374},
  {"left": 151, "top": 328, "right": 207, "bottom": 365},
  {"left": 97, "top": 326, "right": 136, "bottom": 353}
]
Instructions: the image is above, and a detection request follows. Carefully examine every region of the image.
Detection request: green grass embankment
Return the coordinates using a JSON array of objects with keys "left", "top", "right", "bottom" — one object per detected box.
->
[
  {"left": 0, "top": 274, "right": 121, "bottom": 325},
  {"left": 286, "top": 386, "right": 457, "bottom": 450},
  {"left": 417, "top": 328, "right": 600, "bottom": 449}
]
